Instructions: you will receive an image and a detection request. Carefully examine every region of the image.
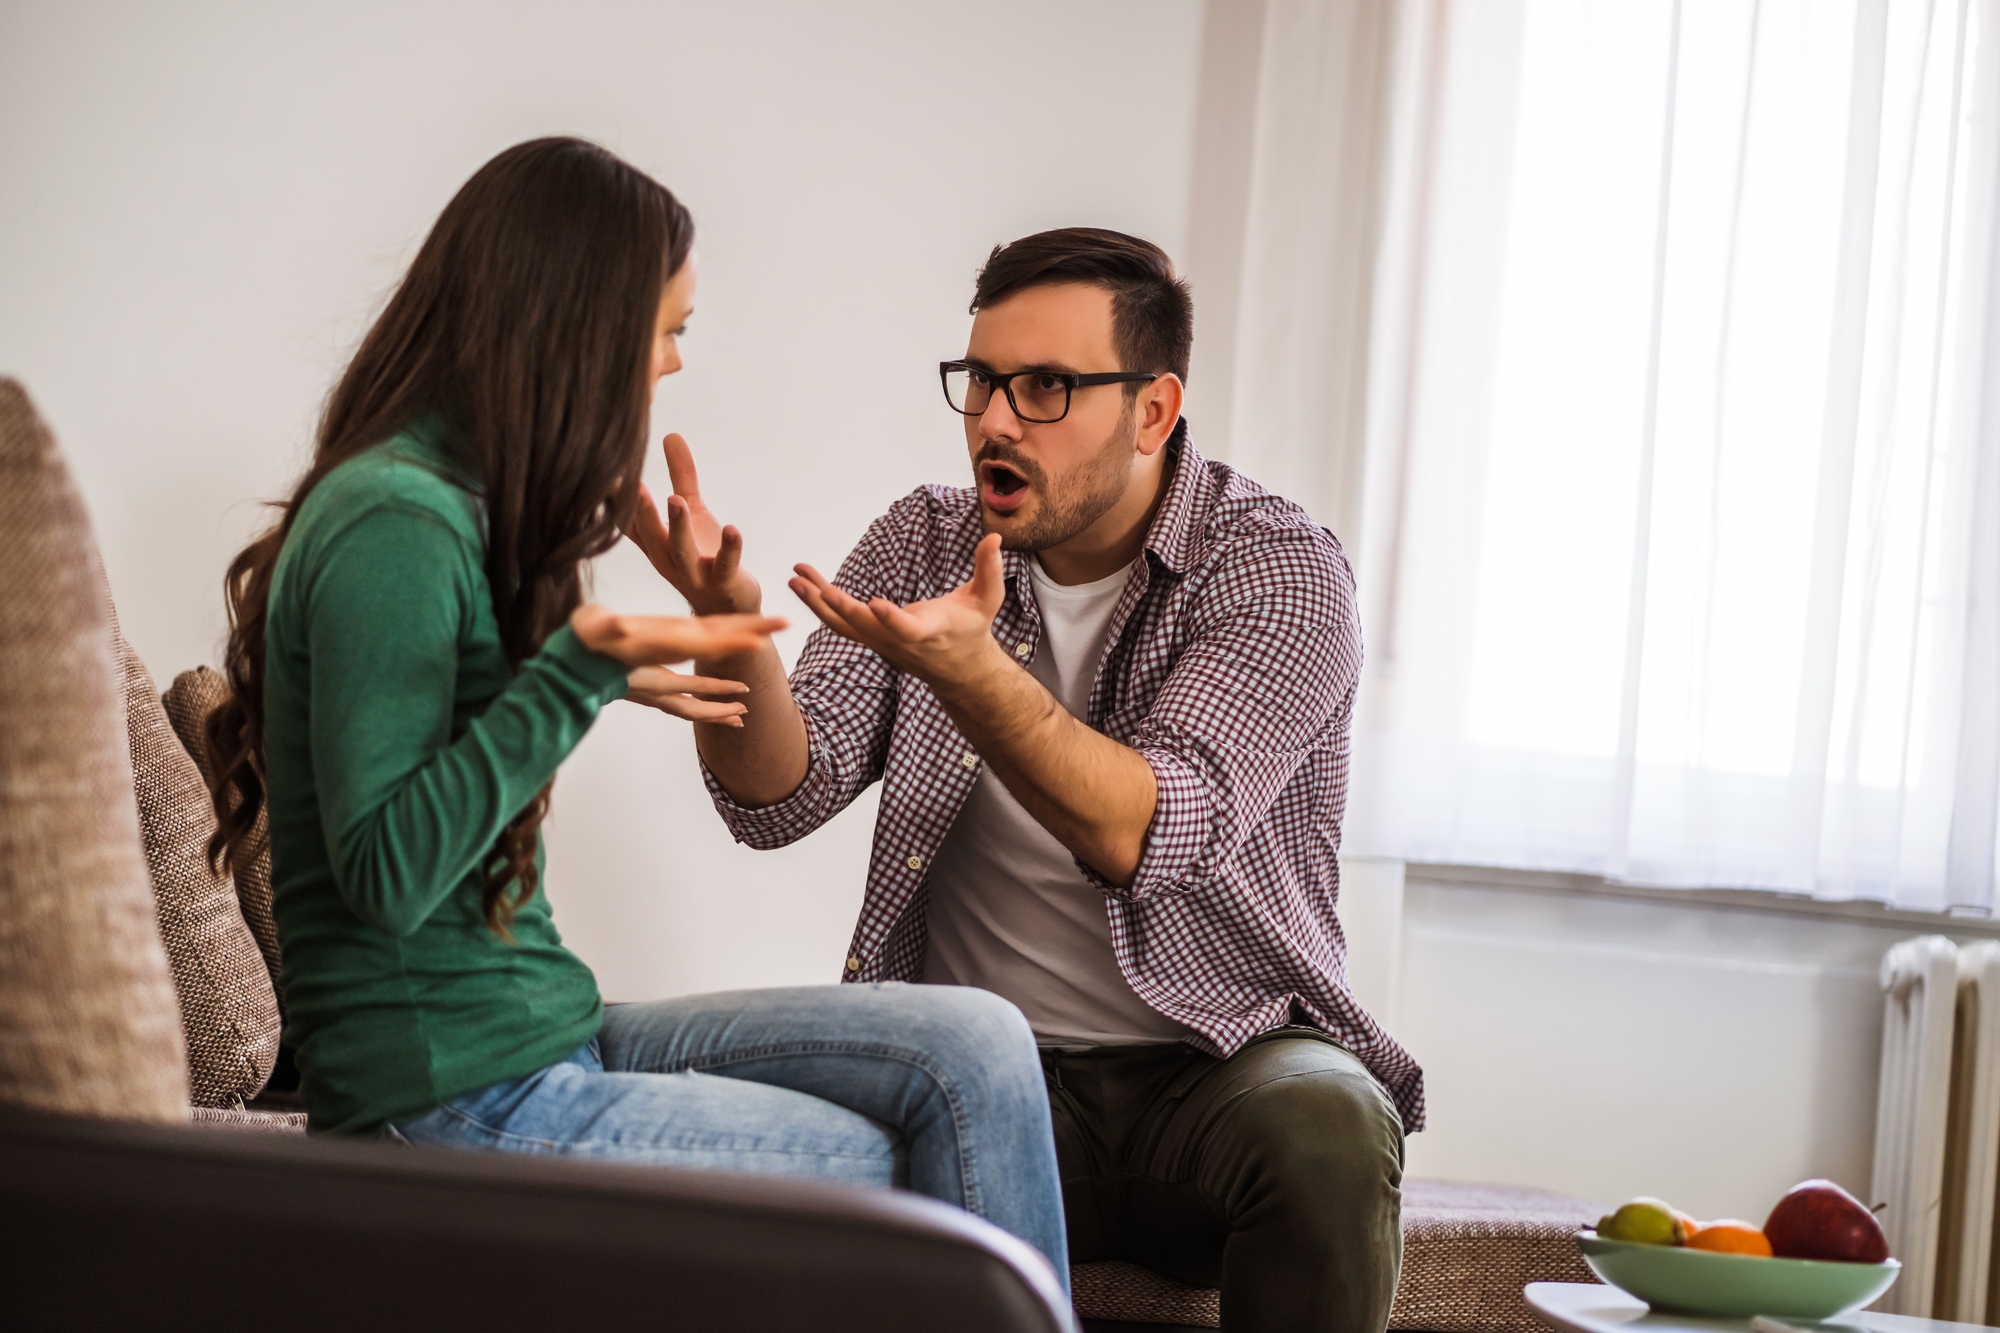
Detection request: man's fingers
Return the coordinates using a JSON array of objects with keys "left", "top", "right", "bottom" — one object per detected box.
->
[
  {"left": 870, "top": 598, "right": 928, "bottom": 640},
  {"left": 793, "top": 564, "right": 878, "bottom": 624},
  {"left": 662, "top": 432, "right": 702, "bottom": 500},
  {"left": 788, "top": 576, "right": 867, "bottom": 642},
  {"left": 968, "top": 533, "right": 1006, "bottom": 613}
]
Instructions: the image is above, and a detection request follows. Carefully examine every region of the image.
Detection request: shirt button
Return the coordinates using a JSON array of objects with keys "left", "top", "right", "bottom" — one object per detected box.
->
[
  {"left": 845, "top": 956, "right": 861, "bottom": 972},
  {"left": 961, "top": 751, "right": 978, "bottom": 768},
  {"left": 906, "top": 854, "right": 924, "bottom": 870},
  {"left": 1014, "top": 642, "right": 1032, "bottom": 658}
]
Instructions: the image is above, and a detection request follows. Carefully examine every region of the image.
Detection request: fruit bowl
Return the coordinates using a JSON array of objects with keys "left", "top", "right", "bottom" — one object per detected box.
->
[{"left": 1577, "top": 1231, "right": 1900, "bottom": 1319}]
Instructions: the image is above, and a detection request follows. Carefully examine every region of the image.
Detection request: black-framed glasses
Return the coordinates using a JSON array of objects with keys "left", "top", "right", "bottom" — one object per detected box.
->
[{"left": 939, "top": 361, "right": 1159, "bottom": 425}]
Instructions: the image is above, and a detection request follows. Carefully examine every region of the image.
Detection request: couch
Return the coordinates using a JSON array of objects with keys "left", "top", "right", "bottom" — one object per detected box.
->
[{"left": 0, "top": 376, "right": 1600, "bottom": 1331}]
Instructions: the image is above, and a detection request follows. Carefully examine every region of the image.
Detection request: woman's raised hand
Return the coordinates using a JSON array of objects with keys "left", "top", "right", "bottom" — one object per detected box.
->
[
  {"left": 570, "top": 606, "right": 784, "bottom": 667},
  {"left": 627, "top": 433, "right": 763, "bottom": 616},
  {"left": 571, "top": 605, "right": 785, "bottom": 727}
]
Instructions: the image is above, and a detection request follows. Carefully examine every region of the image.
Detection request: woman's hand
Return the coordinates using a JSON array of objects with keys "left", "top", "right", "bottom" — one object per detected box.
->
[
  {"left": 627, "top": 433, "right": 763, "bottom": 616},
  {"left": 570, "top": 605, "right": 785, "bottom": 668},
  {"left": 623, "top": 667, "right": 751, "bottom": 727}
]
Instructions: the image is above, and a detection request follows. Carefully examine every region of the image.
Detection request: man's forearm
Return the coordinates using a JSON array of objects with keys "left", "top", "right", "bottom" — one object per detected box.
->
[
  {"left": 932, "top": 650, "right": 1156, "bottom": 887},
  {"left": 693, "top": 640, "right": 810, "bottom": 808}
]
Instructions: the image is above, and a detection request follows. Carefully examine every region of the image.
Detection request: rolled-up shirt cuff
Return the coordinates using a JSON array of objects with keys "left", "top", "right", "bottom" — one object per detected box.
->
[
  {"left": 700, "top": 734, "right": 837, "bottom": 850},
  {"left": 1081, "top": 745, "right": 1213, "bottom": 900}
]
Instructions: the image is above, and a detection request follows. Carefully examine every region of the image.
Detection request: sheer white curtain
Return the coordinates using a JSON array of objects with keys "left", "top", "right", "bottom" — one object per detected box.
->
[{"left": 1315, "top": 0, "right": 2000, "bottom": 911}]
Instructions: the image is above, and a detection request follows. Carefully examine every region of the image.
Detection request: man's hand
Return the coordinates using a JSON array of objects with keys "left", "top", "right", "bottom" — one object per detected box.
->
[
  {"left": 791, "top": 532, "right": 1154, "bottom": 885},
  {"left": 628, "top": 433, "right": 762, "bottom": 616},
  {"left": 789, "top": 532, "right": 1012, "bottom": 696}
]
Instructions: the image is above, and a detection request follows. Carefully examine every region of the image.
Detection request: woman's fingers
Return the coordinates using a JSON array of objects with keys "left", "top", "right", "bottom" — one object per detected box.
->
[
  {"left": 575, "top": 608, "right": 784, "bottom": 666},
  {"left": 662, "top": 432, "right": 702, "bottom": 501},
  {"left": 625, "top": 691, "right": 750, "bottom": 726},
  {"left": 644, "top": 612, "right": 784, "bottom": 662},
  {"left": 624, "top": 666, "right": 750, "bottom": 697},
  {"left": 628, "top": 483, "right": 671, "bottom": 562},
  {"left": 713, "top": 525, "right": 744, "bottom": 584},
  {"left": 664, "top": 493, "right": 706, "bottom": 570}
]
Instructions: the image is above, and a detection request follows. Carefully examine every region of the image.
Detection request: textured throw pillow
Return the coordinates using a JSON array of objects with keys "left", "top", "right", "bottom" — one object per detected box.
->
[
  {"left": 117, "top": 636, "right": 281, "bottom": 1106},
  {"left": 163, "top": 665, "right": 282, "bottom": 1005},
  {"left": 0, "top": 378, "right": 189, "bottom": 1121}
]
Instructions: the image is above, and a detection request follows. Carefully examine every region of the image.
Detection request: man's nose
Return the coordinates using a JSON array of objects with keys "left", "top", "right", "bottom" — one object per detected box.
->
[{"left": 978, "top": 386, "right": 1023, "bottom": 442}]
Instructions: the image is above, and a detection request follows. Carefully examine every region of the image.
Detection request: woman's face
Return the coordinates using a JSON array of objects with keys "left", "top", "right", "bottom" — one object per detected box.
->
[{"left": 649, "top": 254, "right": 698, "bottom": 398}]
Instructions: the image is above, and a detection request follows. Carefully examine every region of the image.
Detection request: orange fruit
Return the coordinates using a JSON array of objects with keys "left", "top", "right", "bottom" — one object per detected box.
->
[
  {"left": 1672, "top": 1211, "right": 1701, "bottom": 1244},
  {"left": 1685, "top": 1220, "right": 1774, "bottom": 1256}
]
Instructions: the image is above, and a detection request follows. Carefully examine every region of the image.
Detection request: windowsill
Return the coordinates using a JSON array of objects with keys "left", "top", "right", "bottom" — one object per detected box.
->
[{"left": 1404, "top": 861, "right": 2000, "bottom": 938}]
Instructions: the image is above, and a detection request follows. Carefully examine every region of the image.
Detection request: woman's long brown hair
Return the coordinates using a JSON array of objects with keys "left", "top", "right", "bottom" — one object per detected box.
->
[{"left": 205, "top": 137, "right": 693, "bottom": 935}]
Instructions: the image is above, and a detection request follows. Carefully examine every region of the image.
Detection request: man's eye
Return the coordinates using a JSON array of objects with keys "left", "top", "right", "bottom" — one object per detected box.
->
[
  {"left": 1034, "top": 374, "right": 1063, "bottom": 391},
  {"left": 970, "top": 370, "right": 993, "bottom": 386}
]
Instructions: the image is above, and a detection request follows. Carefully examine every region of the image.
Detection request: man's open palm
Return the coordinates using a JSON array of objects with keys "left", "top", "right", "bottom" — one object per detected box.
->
[
  {"left": 790, "top": 533, "right": 1010, "bottom": 686},
  {"left": 629, "top": 433, "right": 762, "bottom": 616}
]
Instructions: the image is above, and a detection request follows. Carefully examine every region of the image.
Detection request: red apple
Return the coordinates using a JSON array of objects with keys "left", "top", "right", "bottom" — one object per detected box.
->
[{"left": 1763, "top": 1179, "right": 1890, "bottom": 1264}]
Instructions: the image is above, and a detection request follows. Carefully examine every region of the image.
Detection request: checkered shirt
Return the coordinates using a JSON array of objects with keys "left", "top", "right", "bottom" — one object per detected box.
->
[{"left": 702, "top": 421, "right": 1425, "bottom": 1132}]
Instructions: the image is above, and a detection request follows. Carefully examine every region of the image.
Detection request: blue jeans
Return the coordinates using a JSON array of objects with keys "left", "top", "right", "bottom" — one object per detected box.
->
[{"left": 391, "top": 982, "right": 1069, "bottom": 1286}]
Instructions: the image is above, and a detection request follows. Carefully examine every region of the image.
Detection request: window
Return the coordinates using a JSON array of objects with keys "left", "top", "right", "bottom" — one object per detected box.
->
[{"left": 1348, "top": 0, "right": 2000, "bottom": 910}]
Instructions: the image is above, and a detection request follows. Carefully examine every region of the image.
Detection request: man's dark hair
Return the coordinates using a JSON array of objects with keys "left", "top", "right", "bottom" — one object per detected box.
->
[{"left": 970, "top": 227, "right": 1192, "bottom": 387}]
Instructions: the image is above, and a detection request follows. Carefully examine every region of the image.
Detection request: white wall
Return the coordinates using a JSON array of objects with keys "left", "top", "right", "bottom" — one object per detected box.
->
[
  {"left": 0, "top": 0, "right": 1203, "bottom": 999},
  {"left": 1365, "top": 869, "right": 2000, "bottom": 1224}
]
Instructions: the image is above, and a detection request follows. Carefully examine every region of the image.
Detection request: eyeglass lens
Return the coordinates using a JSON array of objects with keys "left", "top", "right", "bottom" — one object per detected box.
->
[{"left": 943, "top": 367, "right": 1070, "bottom": 423}]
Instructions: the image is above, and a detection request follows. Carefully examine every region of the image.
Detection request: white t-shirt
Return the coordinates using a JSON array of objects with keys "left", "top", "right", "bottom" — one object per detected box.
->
[{"left": 920, "top": 555, "right": 1190, "bottom": 1049}]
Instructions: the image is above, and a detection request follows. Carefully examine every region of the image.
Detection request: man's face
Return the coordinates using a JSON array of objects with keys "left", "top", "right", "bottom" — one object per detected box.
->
[{"left": 961, "top": 283, "right": 1139, "bottom": 552}]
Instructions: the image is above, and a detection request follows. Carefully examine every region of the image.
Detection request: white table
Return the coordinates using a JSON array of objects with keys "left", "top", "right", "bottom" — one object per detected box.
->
[{"left": 1526, "top": 1283, "right": 2000, "bottom": 1333}]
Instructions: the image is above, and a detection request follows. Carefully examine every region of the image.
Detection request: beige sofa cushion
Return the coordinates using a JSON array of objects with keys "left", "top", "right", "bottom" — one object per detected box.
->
[
  {"left": 0, "top": 378, "right": 188, "bottom": 1121},
  {"left": 162, "top": 665, "right": 282, "bottom": 1004},
  {"left": 117, "top": 638, "right": 280, "bottom": 1106},
  {"left": 1069, "top": 1178, "right": 1601, "bottom": 1333}
]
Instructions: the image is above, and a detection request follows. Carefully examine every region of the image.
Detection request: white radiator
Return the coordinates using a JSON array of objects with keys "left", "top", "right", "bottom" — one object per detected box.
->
[{"left": 1872, "top": 935, "right": 2000, "bottom": 1322}]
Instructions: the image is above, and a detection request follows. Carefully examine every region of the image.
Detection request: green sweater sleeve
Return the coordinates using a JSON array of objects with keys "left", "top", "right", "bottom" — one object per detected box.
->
[{"left": 305, "top": 503, "right": 631, "bottom": 938}]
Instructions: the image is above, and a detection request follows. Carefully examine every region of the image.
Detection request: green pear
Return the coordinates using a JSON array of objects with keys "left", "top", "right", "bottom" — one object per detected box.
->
[{"left": 1598, "top": 1197, "right": 1679, "bottom": 1246}]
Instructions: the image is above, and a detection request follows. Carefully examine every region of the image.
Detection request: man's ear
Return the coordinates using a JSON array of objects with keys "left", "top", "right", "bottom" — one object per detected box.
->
[{"left": 1136, "top": 374, "right": 1186, "bottom": 456}]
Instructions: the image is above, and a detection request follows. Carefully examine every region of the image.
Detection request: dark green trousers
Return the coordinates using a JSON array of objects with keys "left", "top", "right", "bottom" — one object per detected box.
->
[{"left": 1044, "top": 1029, "right": 1404, "bottom": 1333}]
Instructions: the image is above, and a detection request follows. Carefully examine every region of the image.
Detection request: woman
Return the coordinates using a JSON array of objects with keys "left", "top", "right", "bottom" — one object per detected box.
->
[{"left": 204, "top": 137, "right": 1066, "bottom": 1276}]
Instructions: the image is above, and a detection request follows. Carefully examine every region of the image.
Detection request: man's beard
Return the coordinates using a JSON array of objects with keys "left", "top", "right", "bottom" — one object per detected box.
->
[{"left": 978, "top": 407, "right": 1136, "bottom": 553}]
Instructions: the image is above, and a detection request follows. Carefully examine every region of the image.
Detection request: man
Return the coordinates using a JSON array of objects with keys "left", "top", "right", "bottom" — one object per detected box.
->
[{"left": 631, "top": 228, "right": 1423, "bottom": 1333}]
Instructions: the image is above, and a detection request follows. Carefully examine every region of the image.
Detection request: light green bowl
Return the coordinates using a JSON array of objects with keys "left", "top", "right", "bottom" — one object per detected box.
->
[{"left": 1577, "top": 1231, "right": 1900, "bottom": 1319}]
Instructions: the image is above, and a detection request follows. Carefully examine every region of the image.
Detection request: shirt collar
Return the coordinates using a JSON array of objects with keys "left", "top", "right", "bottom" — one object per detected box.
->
[
  {"left": 395, "top": 411, "right": 482, "bottom": 492},
  {"left": 1142, "top": 417, "right": 1203, "bottom": 576}
]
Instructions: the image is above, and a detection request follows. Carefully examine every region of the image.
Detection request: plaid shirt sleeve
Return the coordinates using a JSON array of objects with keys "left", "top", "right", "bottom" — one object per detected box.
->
[
  {"left": 699, "top": 500, "right": 916, "bottom": 849},
  {"left": 1086, "top": 520, "right": 1361, "bottom": 902}
]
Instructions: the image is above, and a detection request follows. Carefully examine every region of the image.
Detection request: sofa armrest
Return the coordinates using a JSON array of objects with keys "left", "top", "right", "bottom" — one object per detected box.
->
[{"left": 0, "top": 1109, "right": 1075, "bottom": 1333}]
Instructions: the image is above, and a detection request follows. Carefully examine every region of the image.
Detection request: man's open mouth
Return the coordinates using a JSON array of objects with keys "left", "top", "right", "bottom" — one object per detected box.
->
[
  {"left": 979, "top": 460, "right": 1034, "bottom": 514},
  {"left": 986, "top": 463, "right": 1028, "bottom": 497}
]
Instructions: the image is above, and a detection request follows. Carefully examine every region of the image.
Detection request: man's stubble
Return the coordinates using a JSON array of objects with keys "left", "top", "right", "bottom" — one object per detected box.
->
[{"left": 979, "top": 404, "right": 1137, "bottom": 554}]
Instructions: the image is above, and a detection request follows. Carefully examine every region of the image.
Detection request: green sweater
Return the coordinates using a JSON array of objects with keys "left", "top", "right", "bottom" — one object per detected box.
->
[{"left": 263, "top": 420, "right": 630, "bottom": 1134}]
